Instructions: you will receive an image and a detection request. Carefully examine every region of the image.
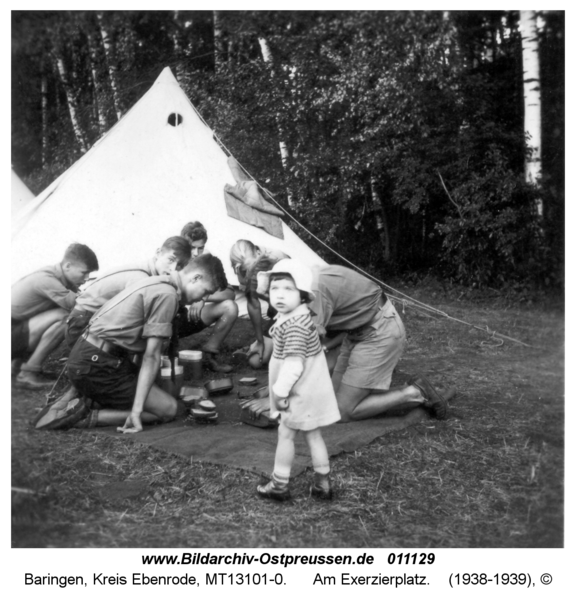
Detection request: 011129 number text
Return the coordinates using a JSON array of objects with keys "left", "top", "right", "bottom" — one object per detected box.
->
[{"left": 387, "top": 553, "right": 435, "bottom": 565}]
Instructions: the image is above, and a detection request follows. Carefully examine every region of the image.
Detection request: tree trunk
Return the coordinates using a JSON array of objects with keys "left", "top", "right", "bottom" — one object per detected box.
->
[
  {"left": 213, "top": 11, "right": 225, "bottom": 73},
  {"left": 172, "top": 11, "right": 185, "bottom": 82},
  {"left": 40, "top": 60, "right": 49, "bottom": 166},
  {"left": 54, "top": 55, "right": 88, "bottom": 153},
  {"left": 370, "top": 175, "right": 391, "bottom": 262},
  {"left": 258, "top": 36, "right": 293, "bottom": 206},
  {"left": 520, "top": 10, "right": 543, "bottom": 217},
  {"left": 98, "top": 12, "right": 123, "bottom": 122},
  {"left": 87, "top": 29, "right": 107, "bottom": 134}
]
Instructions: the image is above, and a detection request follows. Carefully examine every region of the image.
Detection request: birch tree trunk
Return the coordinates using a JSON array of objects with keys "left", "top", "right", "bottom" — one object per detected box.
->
[
  {"left": 520, "top": 10, "right": 543, "bottom": 217},
  {"left": 54, "top": 55, "right": 88, "bottom": 153},
  {"left": 40, "top": 60, "right": 49, "bottom": 166},
  {"left": 172, "top": 11, "right": 185, "bottom": 82},
  {"left": 98, "top": 12, "right": 123, "bottom": 122},
  {"left": 213, "top": 11, "right": 225, "bottom": 73},
  {"left": 258, "top": 37, "right": 293, "bottom": 206},
  {"left": 87, "top": 29, "right": 107, "bottom": 134}
]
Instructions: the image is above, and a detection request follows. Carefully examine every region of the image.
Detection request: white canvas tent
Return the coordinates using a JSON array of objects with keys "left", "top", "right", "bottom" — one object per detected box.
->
[
  {"left": 11, "top": 168, "right": 35, "bottom": 219},
  {"left": 11, "top": 67, "right": 325, "bottom": 285}
]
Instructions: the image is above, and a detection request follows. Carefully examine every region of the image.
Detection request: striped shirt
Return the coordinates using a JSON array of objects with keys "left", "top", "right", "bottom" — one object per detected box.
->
[{"left": 270, "top": 308, "right": 322, "bottom": 360}]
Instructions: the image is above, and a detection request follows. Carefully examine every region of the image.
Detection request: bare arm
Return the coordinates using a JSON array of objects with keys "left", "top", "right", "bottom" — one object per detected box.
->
[
  {"left": 205, "top": 286, "right": 235, "bottom": 303},
  {"left": 36, "top": 273, "right": 78, "bottom": 311},
  {"left": 186, "top": 287, "right": 235, "bottom": 322},
  {"left": 120, "top": 337, "right": 163, "bottom": 433},
  {"left": 246, "top": 293, "right": 265, "bottom": 345}
]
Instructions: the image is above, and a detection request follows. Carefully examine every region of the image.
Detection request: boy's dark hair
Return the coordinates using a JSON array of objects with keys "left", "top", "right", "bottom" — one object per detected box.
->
[
  {"left": 183, "top": 253, "right": 228, "bottom": 291},
  {"left": 160, "top": 236, "right": 192, "bottom": 267},
  {"left": 62, "top": 243, "right": 99, "bottom": 272},
  {"left": 180, "top": 221, "right": 208, "bottom": 243},
  {"left": 269, "top": 273, "right": 311, "bottom": 304}
]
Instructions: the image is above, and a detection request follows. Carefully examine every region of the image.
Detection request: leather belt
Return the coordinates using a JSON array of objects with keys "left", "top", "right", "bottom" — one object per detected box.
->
[{"left": 83, "top": 331, "right": 129, "bottom": 358}]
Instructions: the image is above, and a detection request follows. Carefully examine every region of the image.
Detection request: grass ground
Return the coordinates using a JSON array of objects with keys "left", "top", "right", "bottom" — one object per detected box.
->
[{"left": 11, "top": 283, "right": 564, "bottom": 548}]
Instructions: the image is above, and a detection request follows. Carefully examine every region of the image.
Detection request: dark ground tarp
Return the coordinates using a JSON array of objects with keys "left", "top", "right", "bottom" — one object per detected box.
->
[{"left": 88, "top": 386, "right": 431, "bottom": 477}]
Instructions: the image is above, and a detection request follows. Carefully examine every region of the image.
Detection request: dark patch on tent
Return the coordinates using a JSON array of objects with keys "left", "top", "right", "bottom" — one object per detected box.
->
[{"left": 224, "top": 157, "right": 284, "bottom": 238}]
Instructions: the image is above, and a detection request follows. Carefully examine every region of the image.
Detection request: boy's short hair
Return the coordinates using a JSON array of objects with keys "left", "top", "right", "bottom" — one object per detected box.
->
[
  {"left": 182, "top": 253, "right": 228, "bottom": 291},
  {"left": 160, "top": 236, "right": 192, "bottom": 266},
  {"left": 180, "top": 221, "right": 208, "bottom": 243},
  {"left": 62, "top": 243, "right": 99, "bottom": 272}
]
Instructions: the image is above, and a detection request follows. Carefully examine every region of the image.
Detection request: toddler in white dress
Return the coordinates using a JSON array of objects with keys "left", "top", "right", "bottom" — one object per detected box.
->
[{"left": 256, "top": 259, "right": 340, "bottom": 500}]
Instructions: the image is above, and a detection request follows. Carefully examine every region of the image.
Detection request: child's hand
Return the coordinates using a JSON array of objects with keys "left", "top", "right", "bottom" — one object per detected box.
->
[{"left": 277, "top": 397, "right": 289, "bottom": 411}]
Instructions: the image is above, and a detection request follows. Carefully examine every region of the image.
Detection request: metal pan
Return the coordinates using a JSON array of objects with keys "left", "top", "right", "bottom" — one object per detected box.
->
[{"left": 205, "top": 377, "right": 234, "bottom": 396}]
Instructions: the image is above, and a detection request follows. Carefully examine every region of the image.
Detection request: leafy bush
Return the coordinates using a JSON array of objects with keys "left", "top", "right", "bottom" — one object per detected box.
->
[{"left": 435, "top": 148, "right": 543, "bottom": 287}]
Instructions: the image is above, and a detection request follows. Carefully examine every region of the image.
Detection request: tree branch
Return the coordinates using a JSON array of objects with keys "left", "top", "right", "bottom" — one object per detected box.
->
[{"left": 437, "top": 170, "right": 463, "bottom": 219}]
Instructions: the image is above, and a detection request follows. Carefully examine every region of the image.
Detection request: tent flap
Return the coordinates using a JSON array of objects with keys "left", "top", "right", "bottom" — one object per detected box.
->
[{"left": 224, "top": 190, "right": 284, "bottom": 239}]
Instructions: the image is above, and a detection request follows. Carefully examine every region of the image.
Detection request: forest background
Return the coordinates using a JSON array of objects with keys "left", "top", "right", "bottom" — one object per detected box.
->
[{"left": 11, "top": 10, "right": 565, "bottom": 290}]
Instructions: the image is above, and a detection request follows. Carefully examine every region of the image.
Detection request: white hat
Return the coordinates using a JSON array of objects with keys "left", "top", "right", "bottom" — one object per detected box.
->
[{"left": 256, "top": 259, "right": 316, "bottom": 301}]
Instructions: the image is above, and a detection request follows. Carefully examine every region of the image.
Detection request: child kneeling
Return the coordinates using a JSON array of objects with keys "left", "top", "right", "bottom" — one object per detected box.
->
[{"left": 256, "top": 259, "right": 340, "bottom": 500}]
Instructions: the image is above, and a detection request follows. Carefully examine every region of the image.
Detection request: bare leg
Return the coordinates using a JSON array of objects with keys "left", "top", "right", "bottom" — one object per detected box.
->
[
  {"left": 11, "top": 358, "right": 23, "bottom": 377},
  {"left": 17, "top": 309, "right": 68, "bottom": 388},
  {"left": 142, "top": 383, "right": 179, "bottom": 420},
  {"left": 200, "top": 300, "right": 238, "bottom": 372},
  {"left": 273, "top": 421, "right": 297, "bottom": 480},
  {"left": 334, "top": 382, "right": 425, "bottom": 422},
  {"left": 305, "top": 428, "right": 333, "bottom": 499},
  {"left": 77, "top": 383, "right": 179, "bottom": 428},
  {"left": 92, "top": 410, "right": 160, "bottom": 427},
  {"left": 304, "top": 428, "right": 330, "bottom": 474},
  {"left": 200, "top": 300, "right": 238, "bottom": 353},
  {"left": 24, "top": 308, "right": 68, "bottom": 370}
]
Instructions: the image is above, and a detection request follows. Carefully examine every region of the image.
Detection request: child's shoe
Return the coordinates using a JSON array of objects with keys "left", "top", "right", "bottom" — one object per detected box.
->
[
  {"left": 311, "top": 472, "right": 333, "bottom": 500},
  {"left": 257, "top": 474, "right": 291, "bottom": 501}
]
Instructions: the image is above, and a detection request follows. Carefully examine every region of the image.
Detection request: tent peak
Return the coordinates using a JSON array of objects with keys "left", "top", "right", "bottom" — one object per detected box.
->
[{"left": 155, "top": 67, "right": 179, "bottom": 86}]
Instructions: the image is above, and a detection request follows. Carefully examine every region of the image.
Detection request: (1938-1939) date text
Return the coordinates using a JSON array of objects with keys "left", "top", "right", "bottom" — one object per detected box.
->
[{"left": 450, "top": 573, "right": 532, "bottom": 587}]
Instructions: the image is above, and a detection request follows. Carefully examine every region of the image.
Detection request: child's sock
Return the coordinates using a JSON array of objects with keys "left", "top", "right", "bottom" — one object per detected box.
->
[
  {"left": 271, "top": 472, "right": 290, "bottom": 489},
  {"left": 257, "top": 471, "right": 291, "bottom": 501}
]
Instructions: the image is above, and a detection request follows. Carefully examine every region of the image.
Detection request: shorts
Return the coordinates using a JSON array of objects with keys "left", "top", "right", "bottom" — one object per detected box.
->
[
  {"left": 176, "top": 306, "right": 207, "bottom": 338},
  {"left": 65, "top": 309, "right": 94, "bottom": 348},
  {"left": 333, "top": 300, "right": 406, "bottom": 390},
  {"left": 67, "top": 337, "right": 139, "bottom": 410},
  {"left": 11, "top": 319, "right": 30, "bottom": 359}
]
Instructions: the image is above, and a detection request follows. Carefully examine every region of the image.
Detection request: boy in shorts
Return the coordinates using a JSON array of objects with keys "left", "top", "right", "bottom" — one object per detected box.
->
[
  {"left": 11, "top": 243, "right": 99, "bottom": 389},
  {"left": 39, "top": 254, "right": 228, "bottom": 432},
  {"left": 292, "top": 265, "right": 448, "bottom": 421}
]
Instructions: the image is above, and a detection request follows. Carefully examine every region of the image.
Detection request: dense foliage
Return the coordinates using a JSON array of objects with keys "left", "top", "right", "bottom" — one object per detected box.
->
[{"left": 11, "top": 10, "right": 564, "bottom": 288}]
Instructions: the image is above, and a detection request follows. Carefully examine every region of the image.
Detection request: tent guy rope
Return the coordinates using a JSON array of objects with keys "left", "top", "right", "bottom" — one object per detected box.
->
[{"left": 191, "top": 105, "right": 531, "bottom": 348}]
